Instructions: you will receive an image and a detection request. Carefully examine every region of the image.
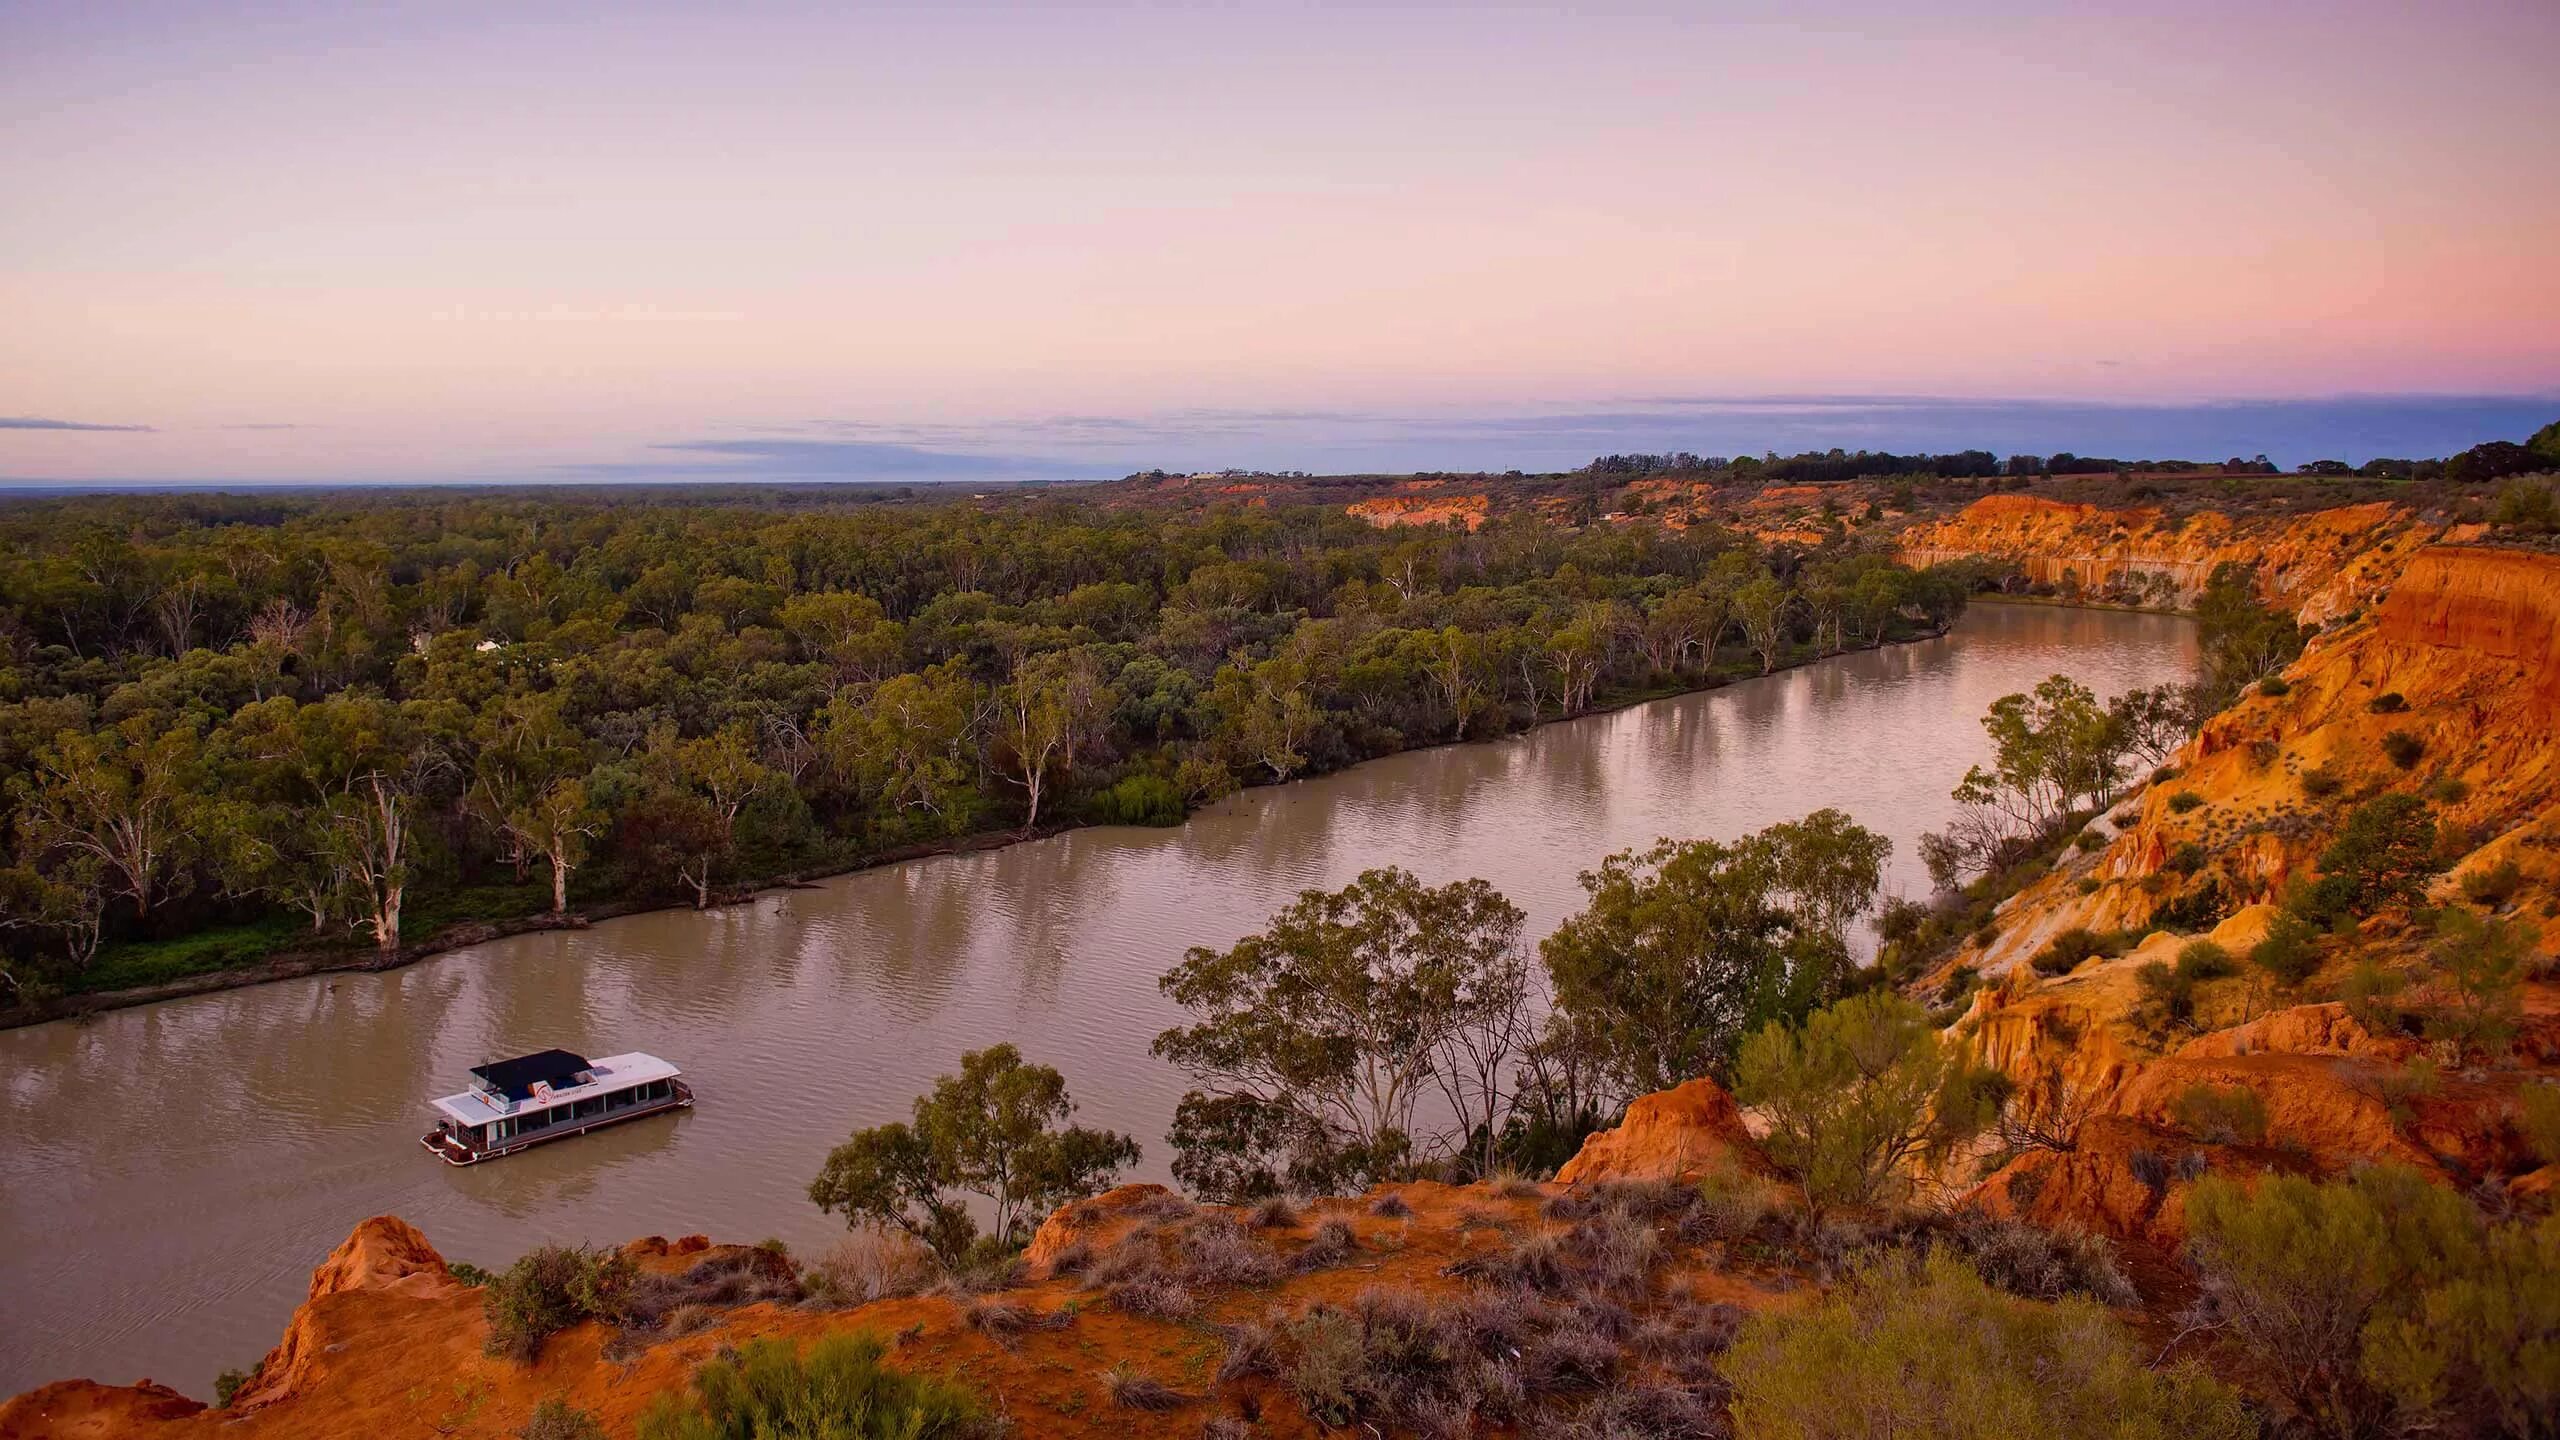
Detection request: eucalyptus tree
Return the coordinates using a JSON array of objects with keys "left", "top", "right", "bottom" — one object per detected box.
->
[{"left": 1154, "top": 866, "right": 1530, "bottom": 1199}]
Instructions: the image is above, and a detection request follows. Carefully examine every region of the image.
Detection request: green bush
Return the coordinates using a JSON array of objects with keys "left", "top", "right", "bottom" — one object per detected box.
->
[
  {"left": 2166, "top": 841, "right": 2208, "bottom": 875},
  {"left": 2461, "top": 858, "right": 2524, "bottom": 907},
  {"left": 520, "top": 1398, "right": 608, "bottom": 1440},
  {"left": 636, "top": 1332, "right": 991, "bottom": 1440},
  {"left": 2187, "top": 1167, "right": 2560, "bottom": 1438},
  {"left": 2299, "top": 764, "right": 2343, "bottom": 799},
  {"left": 2258, "top": 675, "right": 2291, "bottom": 696},
  {"left": 2302, "top": 794, "right": 2439, "bottom": 922},
  {"left": 2381, "top": 730, "right": 2426, "bottom": 769},
  {"left": 2368, "top": 691, "right": 2408, "bottom": 714},
  {"left": 2166, "top": 791, "right": 2206, "bottom": 814},
  {"left": 2427, "top": 775, "right": 2471, "bottom": 804},
  {"left": 212, "top": 1366, "right": 256, "bottom": 1409},
  {"left": 2174, "top": 940, "right": 2237, "bottom": 982},
  {"left": 2133, "top": 961, "right": 2195, "bottom": 1035},
  {"left": 2522, "top": 1082, "right": 2560, "bottom": 1167},
  {"left": 1735, "top": 992, "right": 2001, "bottom": 1215},
  {"left": 483, "top": 1245, "right": 636, "bottom": 1363},
  {"left": 2248, "top": 909, "right": 2323, "bottom": 989},
  {"left": 1723, "top": 1250, "right": 2252, "bottom": 1440},
  {"left": 2031, "top": 927, "right": 2113, "bottom": 977},
  {"left": 1089, "top": 773, "right": 1187, "bottom": 827},
  {"left": 2170, "top": 1083, "right": 2269, "bottom": 1145},
  {"left": 2426, "top": 908, "right": 2534, "bottom": 1058}
]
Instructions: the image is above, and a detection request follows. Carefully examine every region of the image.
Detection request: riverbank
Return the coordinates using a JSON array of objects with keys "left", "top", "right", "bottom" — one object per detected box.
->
[{"left": 0, "top": 622, "right": 1982, "bottom": 1033}]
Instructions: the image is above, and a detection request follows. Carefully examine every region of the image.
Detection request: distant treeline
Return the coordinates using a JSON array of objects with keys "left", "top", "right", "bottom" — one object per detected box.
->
[
  {"left": 0, "top": 491, "right": 1977, "bottom": 999},
  {"left": 1586, "top": 420, "right": 2560, "bottom": 486}
]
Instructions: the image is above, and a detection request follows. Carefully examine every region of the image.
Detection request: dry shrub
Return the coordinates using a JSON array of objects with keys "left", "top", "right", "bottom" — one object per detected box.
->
[
  {"left": 2171, "top": 1082, "right": 2271, "bottom": 1147},
  {"left": 1123, "top": 1190, "right": 1196, "bottom": 1221},
  {"left": 1099, "top": 1364, "right": 1192, "bottom": 1412},
  {"left": 962, "top": 1297, "right": 1071, "bottom": 1346},
  {"left": 1562, "top": 1212, "right": 1663, "bottom": 1296},
  {"left": 1491, "top": 1173, "right": 1547, "bottom": 1201},
  {"left": 1292, "top": 1218, "right": 1358, "bottom": 1273},
  {"left": 1447, "top": 1230, "right": 1572, "bottom": 1294},
  {"left": 1368, "top": 1191, "right": 1415, "bottom": 1218},
  {"left": 1248, "top": 1195, "right": 1301, "bottom": 1229},
  {"left": 1681, "top": 1166, "right": 1782, "bottom": 1245},
  {"left": 1179, "top": 1213, "right": 1285, "bottom": 1287},
  {"left": 805, "top": 1227, "right": 934, "bottom": 1307},
  {"left": 622, "top": 1248, "right": 803, "bottom": 1332},
  {"left": 1549, "top": 1380, "right": 1721, "bottom": 1439},
  {"left": 1082, "top": 1232, "right": 1166, "bottom": 1287},
  {"left": 1937, "top": 1214, "right": 2135, "bottom": 1306},
  {"left": 1106, "top": 1275, "right": 1197, "bottom": 1319},
  {"left": 1218, "top": 1315, "right": 1285, "bottom": 1382},
  {"left": 1592, "top": 1179, "right": 1697, "bottom": 1221},
  {"left": 1544, "top": 1187, "right": 1612, "bottom": 1222}
]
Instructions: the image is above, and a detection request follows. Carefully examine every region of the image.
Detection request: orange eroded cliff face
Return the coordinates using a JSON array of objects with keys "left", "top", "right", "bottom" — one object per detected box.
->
[
  {"left": 1918, "top": 543, "right": 2560, "bottom": 1243},
  {"left": 1897, "top": 494, "right": 2446, "bottom": 619},
  {"left": 1345, "top": 493, "right": 1491, "bottom": 530},
  {"left": 1952, "top": 545, "right": 2560, "bottom": 989}
]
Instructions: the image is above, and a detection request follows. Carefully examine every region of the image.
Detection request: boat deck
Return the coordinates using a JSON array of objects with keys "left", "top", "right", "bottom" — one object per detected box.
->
[{"left": 420, "top": 1079, "right": 693, "bottom": 1166}]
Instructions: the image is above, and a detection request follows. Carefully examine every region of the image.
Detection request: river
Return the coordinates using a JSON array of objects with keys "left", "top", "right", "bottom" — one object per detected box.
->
[{"left": 0, "top": 602, "right": 2195, "bottom": 1396}]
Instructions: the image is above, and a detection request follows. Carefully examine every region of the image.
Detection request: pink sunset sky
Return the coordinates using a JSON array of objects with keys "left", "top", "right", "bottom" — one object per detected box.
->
[{"left": 3, "top": 1, "right": 2555, "bottom": 483}]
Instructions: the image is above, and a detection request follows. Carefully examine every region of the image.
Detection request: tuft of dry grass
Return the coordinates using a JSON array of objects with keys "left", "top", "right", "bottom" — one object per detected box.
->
[
  {"left": 1101, "top": 1364, "right": 1194, "bottom": 1411},
  {"left": 1179, "top": 1214, "right": 1285, "bottom": 1287},
  {"left": 1368, "top": 1191, "right": 1415, "bottom": 1218},
  {"left": 1447, "top": 1230, "right": 1571, "bottom": 1294},
  {"left": 1106, "top": 1275, "right": 1198, "bottom": 1320},
  {"left": 1217, "top": 1315, "right": 1285, "bottom": 1382},
  {"left": 1248, "top": 1194, "right": 1302, "bottom": 1229},
  {"left": 1123, "top": 1190, "right": 1197, "bottom": 1221},
  {"left": 961, "top": 1297, "right": 1073, "bottom": 1347},
  {"left": 1292, "top": 1217, "right": 1360, "bottom": 1273},
  {"left": 803, "top": 1226, "right": 935, "bottom": 1307}
]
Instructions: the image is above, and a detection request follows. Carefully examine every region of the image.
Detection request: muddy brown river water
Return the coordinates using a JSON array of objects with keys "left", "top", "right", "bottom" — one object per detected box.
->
[{"left": 0, "top": 602, "right": 2195, "bottom": 1396}]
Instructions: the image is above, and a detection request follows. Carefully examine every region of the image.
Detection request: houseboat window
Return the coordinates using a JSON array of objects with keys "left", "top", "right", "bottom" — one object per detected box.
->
[
  {"left": 575, "top": 1097, "right": 604, "bottom": 1120},
  {"left": 519, "top": 1106, "right": 552, "bottom": 1133}
]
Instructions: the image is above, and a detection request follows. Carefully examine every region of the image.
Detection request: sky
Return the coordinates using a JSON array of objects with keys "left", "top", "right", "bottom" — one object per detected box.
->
[{"left": 3, "top": 0, "right": 2556, "bottom": 485}]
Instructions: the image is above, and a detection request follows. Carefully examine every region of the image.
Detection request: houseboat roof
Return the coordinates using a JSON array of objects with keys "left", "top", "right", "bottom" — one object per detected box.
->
[
  {"left": 432, "top": 1052, "right": 680, "bottom": 1128},
  {"left": 470, "top": 1048, "right": 592, "bottom": 1100}
]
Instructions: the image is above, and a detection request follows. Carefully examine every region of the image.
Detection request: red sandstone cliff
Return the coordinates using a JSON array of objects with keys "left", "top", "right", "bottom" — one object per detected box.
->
[{"left": 1897, "top": 494, "right": 2453, "bottom": 620}]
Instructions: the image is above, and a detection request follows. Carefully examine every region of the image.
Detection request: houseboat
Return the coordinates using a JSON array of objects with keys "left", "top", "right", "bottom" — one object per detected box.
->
[{"left": 422, "top": 1048, "right": 691, "bottom": 1165}]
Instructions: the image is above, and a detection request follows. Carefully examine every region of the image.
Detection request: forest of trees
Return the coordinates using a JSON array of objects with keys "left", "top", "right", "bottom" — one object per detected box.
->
[{"left": 0, "top": 489, "right": 1977, "bottom": 1002}]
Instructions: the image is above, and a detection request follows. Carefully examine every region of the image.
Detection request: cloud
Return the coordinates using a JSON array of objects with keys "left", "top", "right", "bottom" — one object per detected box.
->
[
  {"left": 563, "top": 437, "right": 1098, "bottom": 483},
  {"left": 0, "top": 415, "right": 154, "bottom": 432}
]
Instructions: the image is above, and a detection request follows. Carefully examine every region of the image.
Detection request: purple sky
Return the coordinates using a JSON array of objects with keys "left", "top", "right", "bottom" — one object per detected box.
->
[{"left": 4, "top": 1, "right": 2555, "bottom": 483}]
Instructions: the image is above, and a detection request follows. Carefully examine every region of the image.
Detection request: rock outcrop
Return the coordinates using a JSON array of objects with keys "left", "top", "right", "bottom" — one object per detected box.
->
[
  {"left": 1897, "top": 494, "right": 2441, "bottom": 618},
  {"left": 229, "top": 1216, "right": 460, "bottom": 1411},
  {"left": 0, "top": 1381, "right": 203, "bottom": 1438},
  {"left": 1555, "top": 1077, "right": 1764, "bottom": 1184}
]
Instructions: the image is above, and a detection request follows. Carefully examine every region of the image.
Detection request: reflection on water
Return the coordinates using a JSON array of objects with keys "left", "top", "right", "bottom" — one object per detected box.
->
[{"left": 0, "top": 602, "right": 2194, "bottom": 1395}]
